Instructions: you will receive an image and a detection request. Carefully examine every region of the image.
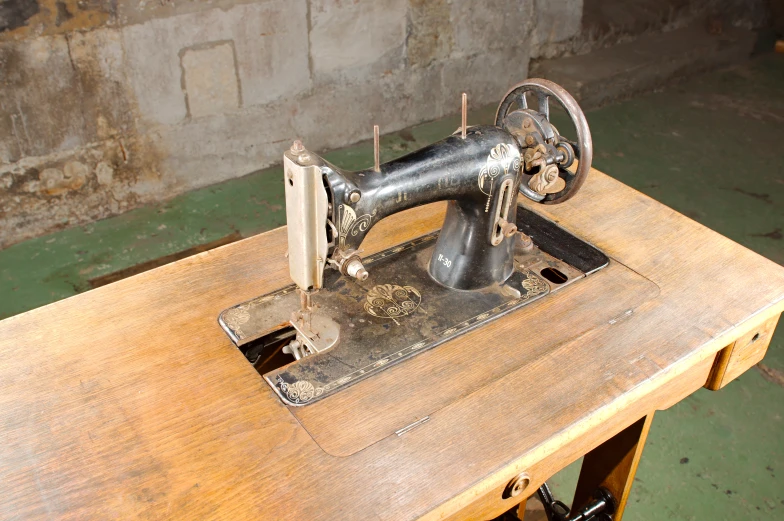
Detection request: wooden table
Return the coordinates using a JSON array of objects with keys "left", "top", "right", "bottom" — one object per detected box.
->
[{"left": 2, "top": 169, "right": 783, "bottom": 521}]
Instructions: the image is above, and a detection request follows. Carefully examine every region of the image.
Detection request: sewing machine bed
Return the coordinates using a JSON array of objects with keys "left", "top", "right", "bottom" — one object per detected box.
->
[{"left": 219, "top": 206, "right": 615, "bottom": 407}]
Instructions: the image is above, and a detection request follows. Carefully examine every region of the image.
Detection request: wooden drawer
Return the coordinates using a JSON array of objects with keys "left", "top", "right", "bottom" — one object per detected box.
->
[
  {"left": 441, "top": 355, "right": 717, "bottom": 521},
  {"left": 705, "top": 314, "right": 780, "bottom": 390}
]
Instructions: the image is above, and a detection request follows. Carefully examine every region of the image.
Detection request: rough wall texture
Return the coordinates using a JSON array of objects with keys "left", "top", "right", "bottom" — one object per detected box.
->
[
  {"left": 544, "top": 0, "right": 773, "bottom": 59},
  {"left": 0, "top": 0, "right": 768, "bottom": 248},
  {"left": 1, "top": 0, "right": 576, "bottom": 248}
]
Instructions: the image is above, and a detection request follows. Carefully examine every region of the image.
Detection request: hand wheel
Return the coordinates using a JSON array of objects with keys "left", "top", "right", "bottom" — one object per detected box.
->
[{"left": 495, "top": 78, "right": 593, "bottom": 205}]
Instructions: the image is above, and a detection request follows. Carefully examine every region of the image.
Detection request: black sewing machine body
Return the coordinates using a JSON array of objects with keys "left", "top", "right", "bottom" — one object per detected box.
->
[
  {"left": 310, "top": 125, "right": 523, "bottom": 291},
  {"left": 219, "top": 79, "right": 603, "bottom": 406}
]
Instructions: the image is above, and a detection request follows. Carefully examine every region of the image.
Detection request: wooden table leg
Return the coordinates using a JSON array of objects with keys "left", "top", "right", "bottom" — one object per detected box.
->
[
  {"left": 572, "top": 413, "right": 654, "bottom": 520},
  {"left": 513, "top": 498, "right": 526, "bottom": 520}
]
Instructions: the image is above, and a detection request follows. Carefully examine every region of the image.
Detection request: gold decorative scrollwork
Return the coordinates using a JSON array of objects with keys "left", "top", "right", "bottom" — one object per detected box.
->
[
  {"left": 364, "top": 284, "right": 422, "bottom": 325},
  {"left": 337, "top": 204, "right": 374, "bottom": 249},
  {"left": 278, "top": 378, "right": 324, "bottom": 404},
  {"left": 478, "top": 143, "right": 521, "bottom": 212},
  {"left": 522, "top": 274, "right": 549, "bottom": 295},
  {"left": 222, "top": 306, "right": 250, "bottom": 339}
]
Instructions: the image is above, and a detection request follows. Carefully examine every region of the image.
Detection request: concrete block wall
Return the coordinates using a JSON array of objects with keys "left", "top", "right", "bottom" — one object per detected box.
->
[{"left": 1, "top": 0, "right": 588, "bottom": 248}]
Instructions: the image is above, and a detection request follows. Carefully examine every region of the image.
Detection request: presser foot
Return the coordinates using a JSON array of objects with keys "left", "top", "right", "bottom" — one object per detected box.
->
[{"left": 284, "top": 311, "right": 340, "bottom": 360}]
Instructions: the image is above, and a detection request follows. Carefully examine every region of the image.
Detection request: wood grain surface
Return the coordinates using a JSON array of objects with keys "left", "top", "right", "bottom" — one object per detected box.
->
[
  {"left": 441, "top": 354, "right": 717, "bottom": 521},
  {"left": 294, "top": 260, "right": 659, "bottom": 457},
  {"left": 1, "top": 169, "right": 783, "bottom": 521}
]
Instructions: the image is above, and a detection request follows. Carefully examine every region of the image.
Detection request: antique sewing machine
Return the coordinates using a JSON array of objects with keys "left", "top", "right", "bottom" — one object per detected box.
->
[
  {"left": 6, "top": 78, "right": 784, "bottom": 521},
  {"left": 219, "top": 79, "right": 607, "bottom": 406}
]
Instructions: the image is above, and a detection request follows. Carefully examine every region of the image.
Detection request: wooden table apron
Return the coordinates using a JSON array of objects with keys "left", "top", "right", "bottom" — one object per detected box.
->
[{"left": 1, "top": 169, "right": 783, "bottom": 521}]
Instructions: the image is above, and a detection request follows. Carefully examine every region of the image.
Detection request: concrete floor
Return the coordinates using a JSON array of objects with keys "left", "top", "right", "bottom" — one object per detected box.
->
[{"left": 2, "top": 53, "right": 783, "bottom": 519}]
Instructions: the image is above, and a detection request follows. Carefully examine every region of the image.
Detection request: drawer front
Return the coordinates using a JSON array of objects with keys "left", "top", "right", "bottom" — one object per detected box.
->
[
  {"left": 706, "top": 314, "right": 780, "bottom": 390},
  {"left": 440, "top": 355, "right": 718, "bottom": 521}
]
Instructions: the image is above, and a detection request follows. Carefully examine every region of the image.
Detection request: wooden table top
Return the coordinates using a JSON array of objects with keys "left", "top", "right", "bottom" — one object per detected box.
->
[{"left": 2, "top": 169, "right": 784, "bottom": 520}]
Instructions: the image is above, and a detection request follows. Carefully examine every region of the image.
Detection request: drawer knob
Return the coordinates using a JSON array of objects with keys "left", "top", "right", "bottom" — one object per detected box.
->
[{"left": 503, "top": 472, "right": 531, "bottom": 499}]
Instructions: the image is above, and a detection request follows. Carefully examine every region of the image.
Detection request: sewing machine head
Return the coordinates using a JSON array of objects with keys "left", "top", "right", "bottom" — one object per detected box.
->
[
  {"left": 219, "top": 79, "right": 603, "bottom": 405},
  {"left": 284, "top": 78, "right": 592, "bottom": 295}
]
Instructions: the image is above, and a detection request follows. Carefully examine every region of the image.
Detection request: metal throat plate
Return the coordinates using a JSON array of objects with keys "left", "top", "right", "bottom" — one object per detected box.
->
[{"left": 219, "top": 206, "right": 608, "bottom": 406}]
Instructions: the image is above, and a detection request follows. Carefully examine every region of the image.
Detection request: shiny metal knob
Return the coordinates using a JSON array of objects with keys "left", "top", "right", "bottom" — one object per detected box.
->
[
  {"left": 503, "top": 472, "right": 531, "bottom": 499},
  {"left": 346, "top": 258, "right": 368, "bottom": 281}
]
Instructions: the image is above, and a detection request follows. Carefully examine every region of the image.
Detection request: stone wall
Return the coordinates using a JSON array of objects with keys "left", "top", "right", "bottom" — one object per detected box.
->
[
  {"left": 1, "top": 0, "right": 587, "bottom": 248},
  {"left": 0, "top": 0, "right": 774, "bottom": 248},
  {"left": 569, "top": 0, "right": 771, "bottom": 58}
]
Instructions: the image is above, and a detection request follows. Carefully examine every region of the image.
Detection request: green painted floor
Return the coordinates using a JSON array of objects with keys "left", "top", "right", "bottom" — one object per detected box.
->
[{"left": 2, "top": 53, "right": 784, "bottom": 520}]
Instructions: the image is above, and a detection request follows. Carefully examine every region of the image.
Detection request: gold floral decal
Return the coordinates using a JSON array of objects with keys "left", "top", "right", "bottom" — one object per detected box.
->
[
  {"left": 478, "top": 143, "right": 521, "bottom": 212},
  {"left": 337, "top": 204, "right": 374, "bottom": 249},
  {"left": 364, "top": 284, "right": 422, "bottom": 325},
  {"left": 222, "top": 305, "right": 250, "bottom": 339},
  {"left": 278, "top": 377, "right": 324, "bottom": 404},
  {"left": 522, "top": 274, "right": 549, "bottom": 294}
]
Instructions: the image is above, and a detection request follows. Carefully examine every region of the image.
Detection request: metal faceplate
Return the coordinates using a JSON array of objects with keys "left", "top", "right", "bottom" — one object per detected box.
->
[
  {"left": 283, "top": 153, "right": 329, "bottom": 291},
  {"left": 218, "top": 206, "right": 609, "bottom": 406}
]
